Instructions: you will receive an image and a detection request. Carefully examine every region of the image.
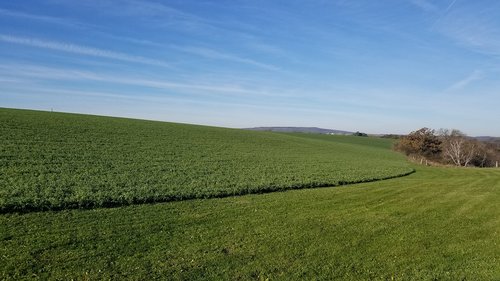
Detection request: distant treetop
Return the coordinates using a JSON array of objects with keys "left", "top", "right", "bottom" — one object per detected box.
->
[{"left": 353, "top": 131, "right": 368, "bottom": 137}]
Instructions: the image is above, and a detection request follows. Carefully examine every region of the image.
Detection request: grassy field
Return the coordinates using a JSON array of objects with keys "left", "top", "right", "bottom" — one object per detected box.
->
[
  {"left": 1, "top": 166, "right": 499, "bottom": 280},
  {"left": 0, "top": 108, "right": 412, "bottom": 212},
  {"left": 283, "top": 132, "right": 395, "bottom": 150},
  {"left": 1, "top": 108, "right": 499, "bottom": 280}
]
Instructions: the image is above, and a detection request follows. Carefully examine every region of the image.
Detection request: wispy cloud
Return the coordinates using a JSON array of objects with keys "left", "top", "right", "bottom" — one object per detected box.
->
[
  {"left": 429, "top": 0, "right": 459, "bottom": 31},
  {"left": 444, "top": 0, "right": 458, "bottom": 13},
  {"left": 445, "top": 70, "right": 482, "bottom": 92},
  {"left": 0, "top": 64, "right": 288, "bottom": 97},
  {"left": 409, "top": 0, "right": 438, "bottom": 12},
  {"left": 107, "top": 0, "right": 199, "bottom": 19},
  {"left": 172, "top": 46, "right": 280, "bottom": 71},
  {"left": 409, "top": 0, "right": 456, "bottom": 14},
  {"left": 0, "top": 64, "right": 448, "bottom": 114},
  {"left": 0, "top": 35, "right": 170, "bottom": 67},
  {"left": 0, "top": 8, "right": 88, "bottom": 28},
  {"left": 56, "top": 0, "right": 212, "bottom": 31},
  {"left": 438, "top": 18, "right": 500, "bottom": 55},
  {"left": 247, "top": 42, "right": 287, "bottom": 56},
  {"left": 432, "top": 1, "right": 500, "bottom": 55},
  {"left": 0, "top": 8, "right": 167, "bottom": 48},
  {"left": 31, "top": 0, "right": 283, "bottom": 66},
  {"left": 56, "top": 0, "right": 262, "bottom": 45},
  {"left": 1, "top": 86, "right": 365, "bottom": 124}
]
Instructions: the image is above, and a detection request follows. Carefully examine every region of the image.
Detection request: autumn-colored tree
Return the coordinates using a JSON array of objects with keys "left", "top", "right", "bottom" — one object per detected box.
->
[{"left": 395, "top": 128, "right": 441, "bottom": 159}]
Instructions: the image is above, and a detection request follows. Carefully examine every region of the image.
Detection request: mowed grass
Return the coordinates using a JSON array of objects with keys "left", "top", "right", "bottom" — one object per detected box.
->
[
  {"left": 0, "top": 108, "right": 412, "bottom": 212},
  {"left": 1, "top": 166, "right": 499, "bottom": 280}
]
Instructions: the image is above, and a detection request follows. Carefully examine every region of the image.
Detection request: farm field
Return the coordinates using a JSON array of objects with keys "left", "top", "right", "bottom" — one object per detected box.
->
[
  {"left": 3, "top": 0, "right": 500, "bottom": 280},
  {"left": 1, "top": 108, "right": 499, "bottom": 280},
  {"left": 0, "top": 108, "right": 412, "bottom": 212},
  {"left": 1, "top": 166, "right": 499, "bottom": 280}
]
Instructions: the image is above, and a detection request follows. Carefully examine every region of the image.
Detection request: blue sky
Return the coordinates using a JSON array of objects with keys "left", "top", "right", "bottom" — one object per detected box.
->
[{"left": 1, "top": 0, "right": 499, "bottom": 135}]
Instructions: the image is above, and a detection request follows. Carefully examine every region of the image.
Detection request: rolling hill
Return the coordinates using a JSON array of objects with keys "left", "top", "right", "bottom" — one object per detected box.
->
[
  {"left": 1, "top": 108, "right": 499, "bottom": 280},
  {"left": 0, "top": 108, "right": 412, "bottom": 212}
]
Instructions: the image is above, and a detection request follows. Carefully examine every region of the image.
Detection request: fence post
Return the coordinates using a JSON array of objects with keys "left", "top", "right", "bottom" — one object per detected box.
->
[{"left": 496, "top": 161, "right": 498, "bottom": 168}]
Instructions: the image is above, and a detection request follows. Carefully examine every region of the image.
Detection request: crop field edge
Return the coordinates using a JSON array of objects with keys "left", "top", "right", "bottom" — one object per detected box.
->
[{"left": 0, "top": 169, "right": 416, "bottom": 214}]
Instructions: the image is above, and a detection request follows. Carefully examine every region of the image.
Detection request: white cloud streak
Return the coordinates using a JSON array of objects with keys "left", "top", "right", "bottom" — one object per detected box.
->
[
  {"left": 0, "top": 8, "right": 169, "bottom": 49},
  {"left": 0, "top": 64, "right": 462, "bottom": 115},
  {"left": 0, "top": 85, "right": 387, "bottom": 123},
  {"left": 430, "top": 1, "right": 500, "bottom": 56},
  {"left": 0, "top": 8, "right": 87, "bottom": 28},
  {"left": 0, "top": 35, "right": 170, "bottom": 67},
  {"left": 172, "top": 46, "right": 280, "bottom": 71},
  {"left": 0, "top": 64, "right": 287, "bottom": 97},
  {"left": 409, "top": 0, "right": 438, "bottom": 12},
  {"left": 54, "top": 0, "right": 215, "bottom": 32},
  {"left": 445, "top": 70, "right": 482, "bottom": 92},
  {"left": 444, "top": 0, "right": 458, "bottom": 13}
]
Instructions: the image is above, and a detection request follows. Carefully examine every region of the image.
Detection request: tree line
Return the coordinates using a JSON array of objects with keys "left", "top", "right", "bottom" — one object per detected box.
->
[{"left": 394, "top": 128, "right": 500, "bottom": 167}]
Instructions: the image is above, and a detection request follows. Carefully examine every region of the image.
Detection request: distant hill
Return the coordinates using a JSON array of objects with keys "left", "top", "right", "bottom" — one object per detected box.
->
[
  {"left": 475, "top": 136, "right": 500, "bottom": 143},
  {"left": 245, "top": 127, "right": 353, "bottom": 135}
]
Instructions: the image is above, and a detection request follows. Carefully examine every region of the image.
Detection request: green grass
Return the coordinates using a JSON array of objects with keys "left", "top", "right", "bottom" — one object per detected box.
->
[
  {"left": 0, "top": 108, "right": 412, "bottom": 212},
  {"left": 283, "top": 132, "right": 395, "bottom": 150},
  {"left": 2, "top": 108, "right": 498, "bottom": 279},
  {"left": 1, "top": 166, "right": 499, "bottom": 280}
]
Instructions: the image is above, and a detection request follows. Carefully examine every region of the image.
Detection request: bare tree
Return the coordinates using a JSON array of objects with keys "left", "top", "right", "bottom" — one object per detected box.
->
[
  {"left": 439, "top": 129, "right": 476, "bottom": 167},
  {"left": 471, "top": 142, "right": 500, "bottom": 167}
]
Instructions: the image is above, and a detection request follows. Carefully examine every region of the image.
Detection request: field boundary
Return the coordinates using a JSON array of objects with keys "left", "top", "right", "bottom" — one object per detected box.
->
[{"left": 1, "top": 169, "right": 415, "bottom": 214}]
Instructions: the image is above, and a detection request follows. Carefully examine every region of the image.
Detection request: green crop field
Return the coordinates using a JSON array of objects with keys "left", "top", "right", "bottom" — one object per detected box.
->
[
  {"left": 0, "top": 108, "right": 412, "bottom": 212},
  {"left": 1, "top": 166, "right": 499, "bottom": 280},
  {"left": 283, "top": 132, "right": 395, "bottom": 150},
  {"left": 1, "top": 108, "right": 499, "bottom": 280}
]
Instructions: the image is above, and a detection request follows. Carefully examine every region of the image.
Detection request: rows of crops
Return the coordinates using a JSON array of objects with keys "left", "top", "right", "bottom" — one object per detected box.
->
[{"left": 0, "top": 108, "right": 413, "bottom": 212}]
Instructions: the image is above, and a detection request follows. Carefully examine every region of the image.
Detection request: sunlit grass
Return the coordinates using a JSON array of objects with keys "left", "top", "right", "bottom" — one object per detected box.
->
[
  {"left": 0, "top": 108, "right": 411, "bottom": 212},
  {"left": 1, "top": 166, "right": 499, "bottom": 280}
]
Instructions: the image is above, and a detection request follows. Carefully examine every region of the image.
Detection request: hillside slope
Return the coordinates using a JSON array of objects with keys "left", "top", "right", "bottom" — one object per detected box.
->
[{"left": 0, "top": 108, "right": 413, "bottom": 212}]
